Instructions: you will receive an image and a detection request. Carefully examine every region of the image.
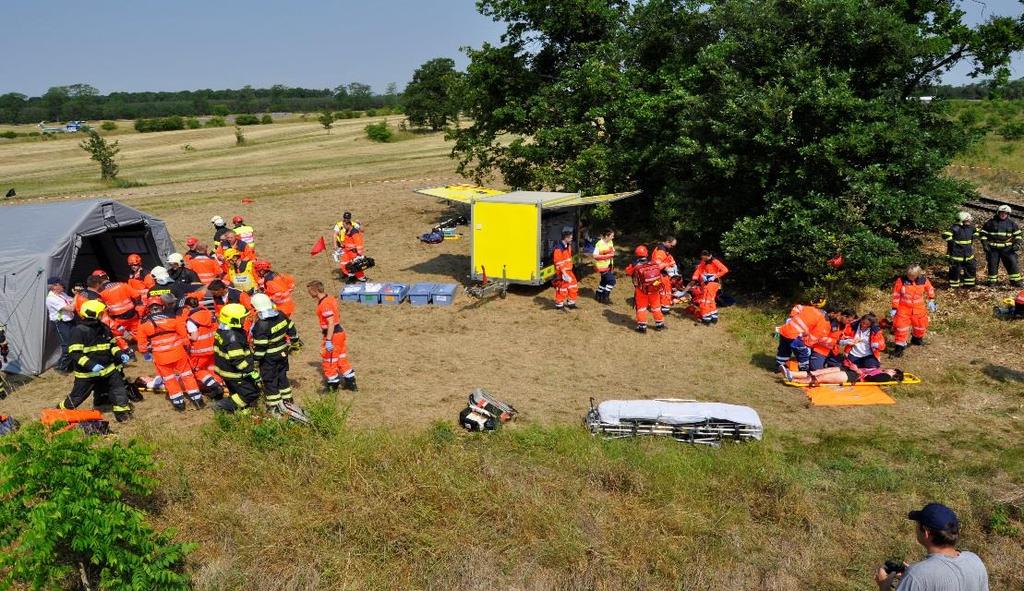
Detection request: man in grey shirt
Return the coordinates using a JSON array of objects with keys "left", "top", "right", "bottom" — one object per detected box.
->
[{"left": 875, "top": 502, "right": 989, "bottom": 590}]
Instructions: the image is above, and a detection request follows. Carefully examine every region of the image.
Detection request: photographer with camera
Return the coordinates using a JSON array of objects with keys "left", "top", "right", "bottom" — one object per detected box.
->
[{"left": 875, "top": 502, "right": 988, "bottom": 591}]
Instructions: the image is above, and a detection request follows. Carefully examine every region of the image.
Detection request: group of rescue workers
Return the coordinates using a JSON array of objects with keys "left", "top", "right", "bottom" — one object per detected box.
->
[
  {"left": 557, "top": 227, "right": 729, "bottom": 333},
  {"left": 54, "top": 212, "right": 368, "bottom": 422}
]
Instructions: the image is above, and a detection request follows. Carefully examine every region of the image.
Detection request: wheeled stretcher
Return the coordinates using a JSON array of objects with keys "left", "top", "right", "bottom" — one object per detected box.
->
[{"left": 585, "top": 399, "right": 763, "bottom": 446}]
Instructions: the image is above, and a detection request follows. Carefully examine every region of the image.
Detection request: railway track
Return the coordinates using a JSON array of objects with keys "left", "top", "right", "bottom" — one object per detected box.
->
[{"left": 964, "top": 195, "right": 1024, "bottom": 220}]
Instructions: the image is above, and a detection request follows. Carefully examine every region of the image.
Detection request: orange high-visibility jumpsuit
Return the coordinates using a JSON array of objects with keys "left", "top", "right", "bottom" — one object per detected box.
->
[
  {"left": 891, "top": 276, "right": 935, "bottom": 346},
  {"left": 651, "top": 243, "right": 677, "bottom": 310},
  {"left": 552, "top": 242, "right": 578, "bottom": 309},
  {"left": 626, "top": 259, "right": 664, "bottom": 327},
  {"left": 316, "top": 294, "right": 353, "bottom": 386},
  {"left": 688, "top": 281, "right": 720, "bottom": 323},
  {"left": 183, "top": 306, "right": 223, "bottom": 395},
  {"left": 261, "top": 271, "right": 297, "bottom": 317},
  {"left": 336, "top": 224, "right": 367, "bottom": 280},
  {"left": 186, "top": 255, "right": 223, "bottom": 286},
  {"left": 136, "top": 313, "right": 202, "bottom": 408},
  {"left": 776, "top": 305, "right": 828, "bottom": 369},
  {"left": 693, "top": 257, "right": 729, "bottom": 282},
  {"left": 75, "top": 290, "right": 130, "bottom": 350},
  {"left": 100, "top": 281, "right": 141, "bottom": 341}
]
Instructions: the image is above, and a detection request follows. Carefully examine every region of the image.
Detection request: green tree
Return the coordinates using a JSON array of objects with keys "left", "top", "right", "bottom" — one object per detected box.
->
[
  {"left": 0, "top": 423, "right": 193, "bottom": 590},
  {"left": 404, "top": 57, "right": 463, "bottom": 131},
  {"left": 79, "top": 129, "right": 120, "bottom": 180},
  {"left": 347, "top": 82, "right": 374, "bottom": 110},
  {"left": 451, "top": 0, "right": 1024, "bottom": 292},
  {"left": 319, "top": 109, "right": 335, "bottom": 133}
]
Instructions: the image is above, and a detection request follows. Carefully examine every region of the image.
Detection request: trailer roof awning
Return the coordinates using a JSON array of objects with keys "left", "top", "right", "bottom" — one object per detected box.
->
[
  {"left": 414, "top": 184, "right": 506, "bottom": 204},
  {"left": 413, "top": 185, "right": 641, "bottom": 208}
]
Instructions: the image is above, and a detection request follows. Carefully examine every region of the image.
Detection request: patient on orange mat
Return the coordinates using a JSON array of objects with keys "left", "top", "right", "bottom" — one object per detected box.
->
[{"left": 783, "top": 364, "right": 905, "bottom": 386}]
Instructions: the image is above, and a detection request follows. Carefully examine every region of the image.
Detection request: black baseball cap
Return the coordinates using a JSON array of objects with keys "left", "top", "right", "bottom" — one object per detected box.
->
[
  {"left": 908, "top": 502, "right": 959, "bottom": 531},
  {"left": 47, "top": 276, "right": 63, "bottom": 286},
  {"left": 343, "top": 211, "right": 352, "bottom": 220}
]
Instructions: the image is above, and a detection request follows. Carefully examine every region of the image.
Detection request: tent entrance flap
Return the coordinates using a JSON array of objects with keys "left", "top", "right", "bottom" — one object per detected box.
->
[{"left": 70, "top": 222, "right": 159, "bottom": 287}]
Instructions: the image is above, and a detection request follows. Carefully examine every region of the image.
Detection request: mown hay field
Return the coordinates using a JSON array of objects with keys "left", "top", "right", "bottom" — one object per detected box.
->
[{"left": 0, "top": 119, "right": 1021, "bottom": 590}]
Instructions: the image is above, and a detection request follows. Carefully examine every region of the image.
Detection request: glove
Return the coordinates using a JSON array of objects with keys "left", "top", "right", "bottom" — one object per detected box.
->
[
  {"left": 562, "top": 273, "right": 571, "bottom": 282},
  {"left": 290, "top": 338, "right": 304, "bottom": 352},
  {"left": 888, "top": 308, "right": 897, "bottom": 319},
  {"left": 324, "top": 341, "right": 334, "bottom": 353},
  {"left": 838, "top": 338, "right": 854, "bottom": 347},
  {"left": 120, "top": 353, "right": 132, "bottom": 364},
  {"left": 90, "top": 363, "right": 105, "bottom": 373},
  {"left": 927, "top": 300, "right": 937, "bottom": 312},
  {"left": 143, "top": 352, "right": 153, "bottom": 362}
]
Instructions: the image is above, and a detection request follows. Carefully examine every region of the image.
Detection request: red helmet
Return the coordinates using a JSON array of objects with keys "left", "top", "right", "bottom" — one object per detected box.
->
[
  {"left": 253, "top": 260, "right": 271, "bottom": 274},
  {"left": 232, "top": 215, "right": 244, "bottom": 225},
  {"left": 634, "top": 245, "right": 649, "bottom": 258},
  {"left": 91, "top": 269, "right": 108, "bottom": 278},
  {"left": 127, "top": 254, "right": 142, "bottom": 266},
  {"left": 145, "top": 296, "right": 165, "bottom": 309},
  {"left": 185, "top": 236, "right": 198, "bottom": 248}
]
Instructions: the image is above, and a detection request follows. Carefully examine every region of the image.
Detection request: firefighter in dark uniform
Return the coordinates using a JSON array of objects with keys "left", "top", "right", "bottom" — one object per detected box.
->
[
  {"left": 942, "top": 211, "right": 977, "bottom": 288},
  {"left": 58, "top": 300, "right": 134, "bottom": 422},
  {"left": 981, "top": 204, "right": 1023, "bottom": 286},
  {"left": 249, "top": 293, "right": 300, "bottom": 410},
  {"left": 213, "top": 303, "right": 260, "bottom": 413}
]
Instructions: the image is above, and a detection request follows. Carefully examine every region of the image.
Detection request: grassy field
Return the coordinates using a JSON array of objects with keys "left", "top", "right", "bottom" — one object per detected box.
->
[{"left": 0, "top": 119, "right": 1022, "bottom": 589}]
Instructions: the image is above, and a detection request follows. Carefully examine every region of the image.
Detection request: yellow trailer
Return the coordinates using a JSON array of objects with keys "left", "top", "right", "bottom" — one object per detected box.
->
[{"left": 414, "top": 185, "right": 642, "bottom": 286}]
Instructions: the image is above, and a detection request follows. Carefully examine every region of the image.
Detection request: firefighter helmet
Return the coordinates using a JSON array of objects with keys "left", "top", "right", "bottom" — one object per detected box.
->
[
  {"left": 211, "top": 215, "right": 225, "bottom": 226},
  {"left": 91, "top": 269, "right": 108, "bottom": 278},
  {"left": 166, "top": 253, "right": 184, "bottom": 266},
  {"left": 251, "top": 293, "right": 274, "bottom": 312},
  {"left": 80, "top": 299, "right": 107, "bottom": 319},
  {"left": 254, "top": 260, "right": 271, "bottom": 274},
  {"left": 145, "top": 296, "right": 165, "bottom": 310},
  {"left": 127, "top": 253, "right": 142, "bottom": 266},
  {"left": 232, "top": 215, "right": 244, "bottom": 225},
  {"left": 223, "top": 248, "right": 240, "bottom": 260},
  {"left": 186, "top": 236, "right": 198, "bottom": 248},
  {"left": 634, "top": 245, "right": 648, "bottom": 258},
  {"left": 218, "top": 303, "right": 248, "bottom": 329}
]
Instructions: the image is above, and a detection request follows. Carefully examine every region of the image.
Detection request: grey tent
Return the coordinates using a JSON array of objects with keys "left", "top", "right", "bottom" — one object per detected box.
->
[{"left": 0, "top": 199, "right": 175, "bottom": 376}]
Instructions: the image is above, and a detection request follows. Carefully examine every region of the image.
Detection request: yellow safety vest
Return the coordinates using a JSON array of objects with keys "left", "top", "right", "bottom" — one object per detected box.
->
[
  {"left": 233, "top": 224, "right": 255, "bottom": 247},
  {"left": 227, "top": 261, "right": 258, "bottom": 293},
  {"left": 593, "top": 238, "right": 614, "bottom": 272}
]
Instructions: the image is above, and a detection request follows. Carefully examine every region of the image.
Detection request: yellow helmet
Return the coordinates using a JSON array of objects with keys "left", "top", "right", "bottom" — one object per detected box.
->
[
  {"left": 80, "top": 299, "right": 107, "bottom": 319},
  {"left": 811, "top": 297, "right": 827, "bottom": 308},
  {"left": 218, "top": 303, "right": 248, "bottom": 328},
  {"left": 1003, "top": 297, "right": 1015, "bottom": 307},
  {"left": 223, "top": 248, "right": 240, "bottom": 260}
]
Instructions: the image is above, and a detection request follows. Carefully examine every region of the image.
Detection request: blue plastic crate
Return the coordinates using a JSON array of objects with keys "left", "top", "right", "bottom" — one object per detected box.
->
[
  {"left": 409, "top": 283, "right": 435, "bottom": 306},
  {"left": 340, "top": 283, "right": 364, "bottom": 303},
  {"left": 431, "top": 283, "right": 458, "bottom": 306},
  {"left": 381, "top": 283, "right": 409, "bottom": 305},
  {"left": 360, "top": 283, "right": 384, "bottom": 305}
]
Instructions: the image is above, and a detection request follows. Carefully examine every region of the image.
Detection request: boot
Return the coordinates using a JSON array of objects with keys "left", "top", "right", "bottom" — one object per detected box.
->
[
  {"left": 126, "top": 383, "right": 144, "bottom": 402},
  {"left": 114, "top": 410, "right": 133, "bottom": 423},
  {"left": 207, "top": 383, "right": 225, "bottom": 401},
  {"left": 171, "top": 399, "right": 186, "bottom": 412},
  {"left": 660, "top": 306, "right": 671, "bottom": 314},
  {"left": 910, "top": 336, "right": 924, "bottom": 346},
  {"left": 323, "top": 380, "right": 340, "bottom": 393},
  {"left": 635, "top": 324, "right": 647, "bottom": 334},
  {"left": 595, "top": 291, "right": 604, "bottom": 303},
  {"left": 566, "top": 302, "right": 578, "bottom": 310},
  {"left": 343, "top": 376, "right": 358, "bottom": 391},
  {"left": 654, "top": 322, "right": 666, "bottom": 331},
  {"left": 890, "top": 345, "right": 905, "bottom": 358},
  {"left": 711, "top": 317, "right": 719, "bottom": 324},
  {"left": 215, "top": 397, "right": 241, "bottom": 412},
  {"left": 190, "top": 395, "right": 206, "bottom": 410}
]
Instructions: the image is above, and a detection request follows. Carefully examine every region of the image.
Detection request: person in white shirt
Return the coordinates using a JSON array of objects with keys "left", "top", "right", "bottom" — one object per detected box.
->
[{"left": 45, "top": 277, "right": 76, "bottom": 373}]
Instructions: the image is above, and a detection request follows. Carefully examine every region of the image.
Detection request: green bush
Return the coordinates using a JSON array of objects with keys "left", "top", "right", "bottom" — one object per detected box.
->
[
  {"left": 186, "top": 117, "right": 202, "bottom": 129},
  {"left": 212, "top": 104, "right": 230, "bottom": 117},
  {"left": 134, "top": 116, "right": 185, "bottom": 133},
  {"left": 0, "top": 423, "right": 193, "bottom": 590},
  {"left": 235, "top": 114, "right": 260, "bottom": 125},
  {"left": 0, "top": 131, "right": 16, "bottom": 139},
  {"left": 366, "top": 109, "right": 378, "bottom": 117},
  {"left": 100, "top": 120, "right": 118, "bottom": 131},
  {"left": 260, "top": 114, "right": 274, "bottom": 124},
  {"left": 205, "top": 116, "right": 226, "bottom": 128},
  {"left": 365, "top": 120, "right": 392, "bottom": 142},
  {"left": 999, "top": 121, "right": 1024, "bottom": 141}
]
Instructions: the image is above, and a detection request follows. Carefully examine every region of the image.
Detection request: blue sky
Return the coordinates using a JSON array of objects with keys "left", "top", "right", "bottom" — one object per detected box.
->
[{"left": 1, "top": 0, "right": 1021, "bottom": 96}]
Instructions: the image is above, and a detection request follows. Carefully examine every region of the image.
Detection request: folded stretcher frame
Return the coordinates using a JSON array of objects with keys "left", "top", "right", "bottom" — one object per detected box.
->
[{"left": 585, "top": 399, "right": 764, "bottom": 446}]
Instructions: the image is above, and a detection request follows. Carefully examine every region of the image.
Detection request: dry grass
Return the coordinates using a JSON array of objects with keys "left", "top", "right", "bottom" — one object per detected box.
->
[{"left": 0, "top": 120, "right": 1021, "bottom": 589}]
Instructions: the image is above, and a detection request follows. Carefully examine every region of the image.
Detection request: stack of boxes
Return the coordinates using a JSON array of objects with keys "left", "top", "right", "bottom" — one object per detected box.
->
[{"left": 340, "top": 282, "right": 458, "bottom": 306}]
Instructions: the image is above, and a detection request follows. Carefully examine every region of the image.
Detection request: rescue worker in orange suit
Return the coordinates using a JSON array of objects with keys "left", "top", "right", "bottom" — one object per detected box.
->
[
  {"left": 192, "top": 280, "right": 252, "bottom": 316},
  {"left": 775, "top": 302, "right": 829, "bottom": 371},
  {"left": 213, "top": 303, "right": 261, "bottom": 413},
  {"left": 94, "top": 270, "right": 142, "bottom": 346},
  {"left": 232, "top": 215, "right": 256, "bottom": 248},
  {"left": 334, "top": 211, "right": 368, "bottom": 283},
  {"left": 980, "top": 204, "right": 1022, "bottom": 286},
  {"left": 942, "top": 211, "right": 977, "bottom": 288},
  {"left": 183, "top": 237, "right": 202, "bottom": 263},
  {"left": 308, "top": 280, "right": 356, "bottom": 391},
  {"left": 74, "top": 275, "right": 104, "bottom": 315},
  {"left": 839, "top": 312, "right": 886, "bottom": 368},
  {"left": 126, "top": 253, "right": 154, "bottom": 294},
  {"left": 181, "top": 296, "right": 224, "bottom": 400},
  {"left": 650, "top": 237, "right": 679, "bottom": 314},
  {"left": 255, "top": 260, "right": 297, "bottom": 317},
  {"left": 687, "top": 273, "right": 720, "bottom": 326},
  {"left": 250, "top": 293, "right": 300, "bottom": 409},
  {"left": 625, "top": 245, "right": 666, "bottom": 333},
  {"left": 185, "top": 243, "right": 223, "bottom": 286},
  {"left": 552, "top": 227, "right": 579, "bottom": 311},
  {"left": 889, "top": 264, "right": 936, "bottom": 357},
  {"left": 216, "top": 230, "right": 255, "bottom": 262},
  {"left": 58, "top": 300, "right": 134, "bottom": 422},
  {"left": 136, "top": 297, "right": 205, "bottom": 412},
  {"left": 592, "top": 229, "right": 616, "bottom": 304},
  {"left": 808, "top": 307, "right": 845, "bottom": 370},
  {"left": 223, "top": 249, "right": 259, "bottom": 294},
  {"left": 689, "top": 250, "right": 730, "bottom": 289}
]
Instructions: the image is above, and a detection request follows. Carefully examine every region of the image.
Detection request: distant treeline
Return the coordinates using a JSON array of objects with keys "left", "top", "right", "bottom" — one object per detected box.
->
[
  {"left": 0, "top": 82, "right": 401, "bottom": 124},
  {"left": 923, "top": 77, "right": 1024, "bottom": 100}
]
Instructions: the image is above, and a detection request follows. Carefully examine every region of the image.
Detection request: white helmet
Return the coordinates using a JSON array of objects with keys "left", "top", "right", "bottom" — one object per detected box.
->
[
  {"left": 251, "top": 293, "right": 274, "bottom": 312},
  {"left": 151, "top": 266, "right": 171, "bottom": 284},
  {"left": 998, "top": 204, "right": 1012, "bottom": 214},
  {"left": 957, "top": 211, "right": 972, "bottom": 223},
  {"left": 210, "top": 215, "right": 225, "bottom": 226},
  {"left": 166, "top": 252, "right": 184, "bottom": 265}
]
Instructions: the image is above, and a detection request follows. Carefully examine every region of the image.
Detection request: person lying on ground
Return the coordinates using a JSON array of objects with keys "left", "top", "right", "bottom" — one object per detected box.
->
[{"left": 782, "top": 364, "right": 905, "bottom": 386}]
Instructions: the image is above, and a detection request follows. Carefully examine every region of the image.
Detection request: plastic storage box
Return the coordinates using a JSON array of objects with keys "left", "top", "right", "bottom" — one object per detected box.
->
[
  {"left": 360, "top": 282, "right": 384, "bottom": 305},
  {"left": 431, "top": 283, "right": 458, "bottom": 306},
  {"left": 381, "top": 283, "right": 409, "bottom": 305},
  {"left": 340, "top": 283, "right": 364, "bottom": 303},
  {"left": 408, "top": 283, "right": 435, "bottom": 306}
]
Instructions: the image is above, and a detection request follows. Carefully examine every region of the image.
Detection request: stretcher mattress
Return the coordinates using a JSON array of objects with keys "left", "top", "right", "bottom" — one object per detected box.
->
[
  {"left": 586, "top": 399, "right": 763, "bottom": 444},
  {"left": 783, "top": 373, "right": 921, "bottom": 388}
]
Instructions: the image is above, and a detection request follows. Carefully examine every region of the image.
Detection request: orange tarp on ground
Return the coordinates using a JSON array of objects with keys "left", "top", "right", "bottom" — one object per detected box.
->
[{"left": 806, "top": 385, "right": 895, "bottom": 406}]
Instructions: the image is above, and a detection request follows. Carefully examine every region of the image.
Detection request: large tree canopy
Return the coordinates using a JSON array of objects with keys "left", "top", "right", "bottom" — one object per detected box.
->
[{"left": 451, "top": 0, "right": 1024, "bottom": 290}]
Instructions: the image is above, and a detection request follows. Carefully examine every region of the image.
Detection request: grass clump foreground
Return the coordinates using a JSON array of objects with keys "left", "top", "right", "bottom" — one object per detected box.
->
[{"left": 138, "top": 398, "right": 1023, "bottom": 591}]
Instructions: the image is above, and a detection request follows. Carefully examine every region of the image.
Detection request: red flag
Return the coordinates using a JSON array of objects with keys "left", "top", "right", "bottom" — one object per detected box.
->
[
  {"left": 310, "top": 236, "right": 326, "bottom": 256},
  {"left": 241, "top": 198, "right": 254, "bottom": 205}
]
